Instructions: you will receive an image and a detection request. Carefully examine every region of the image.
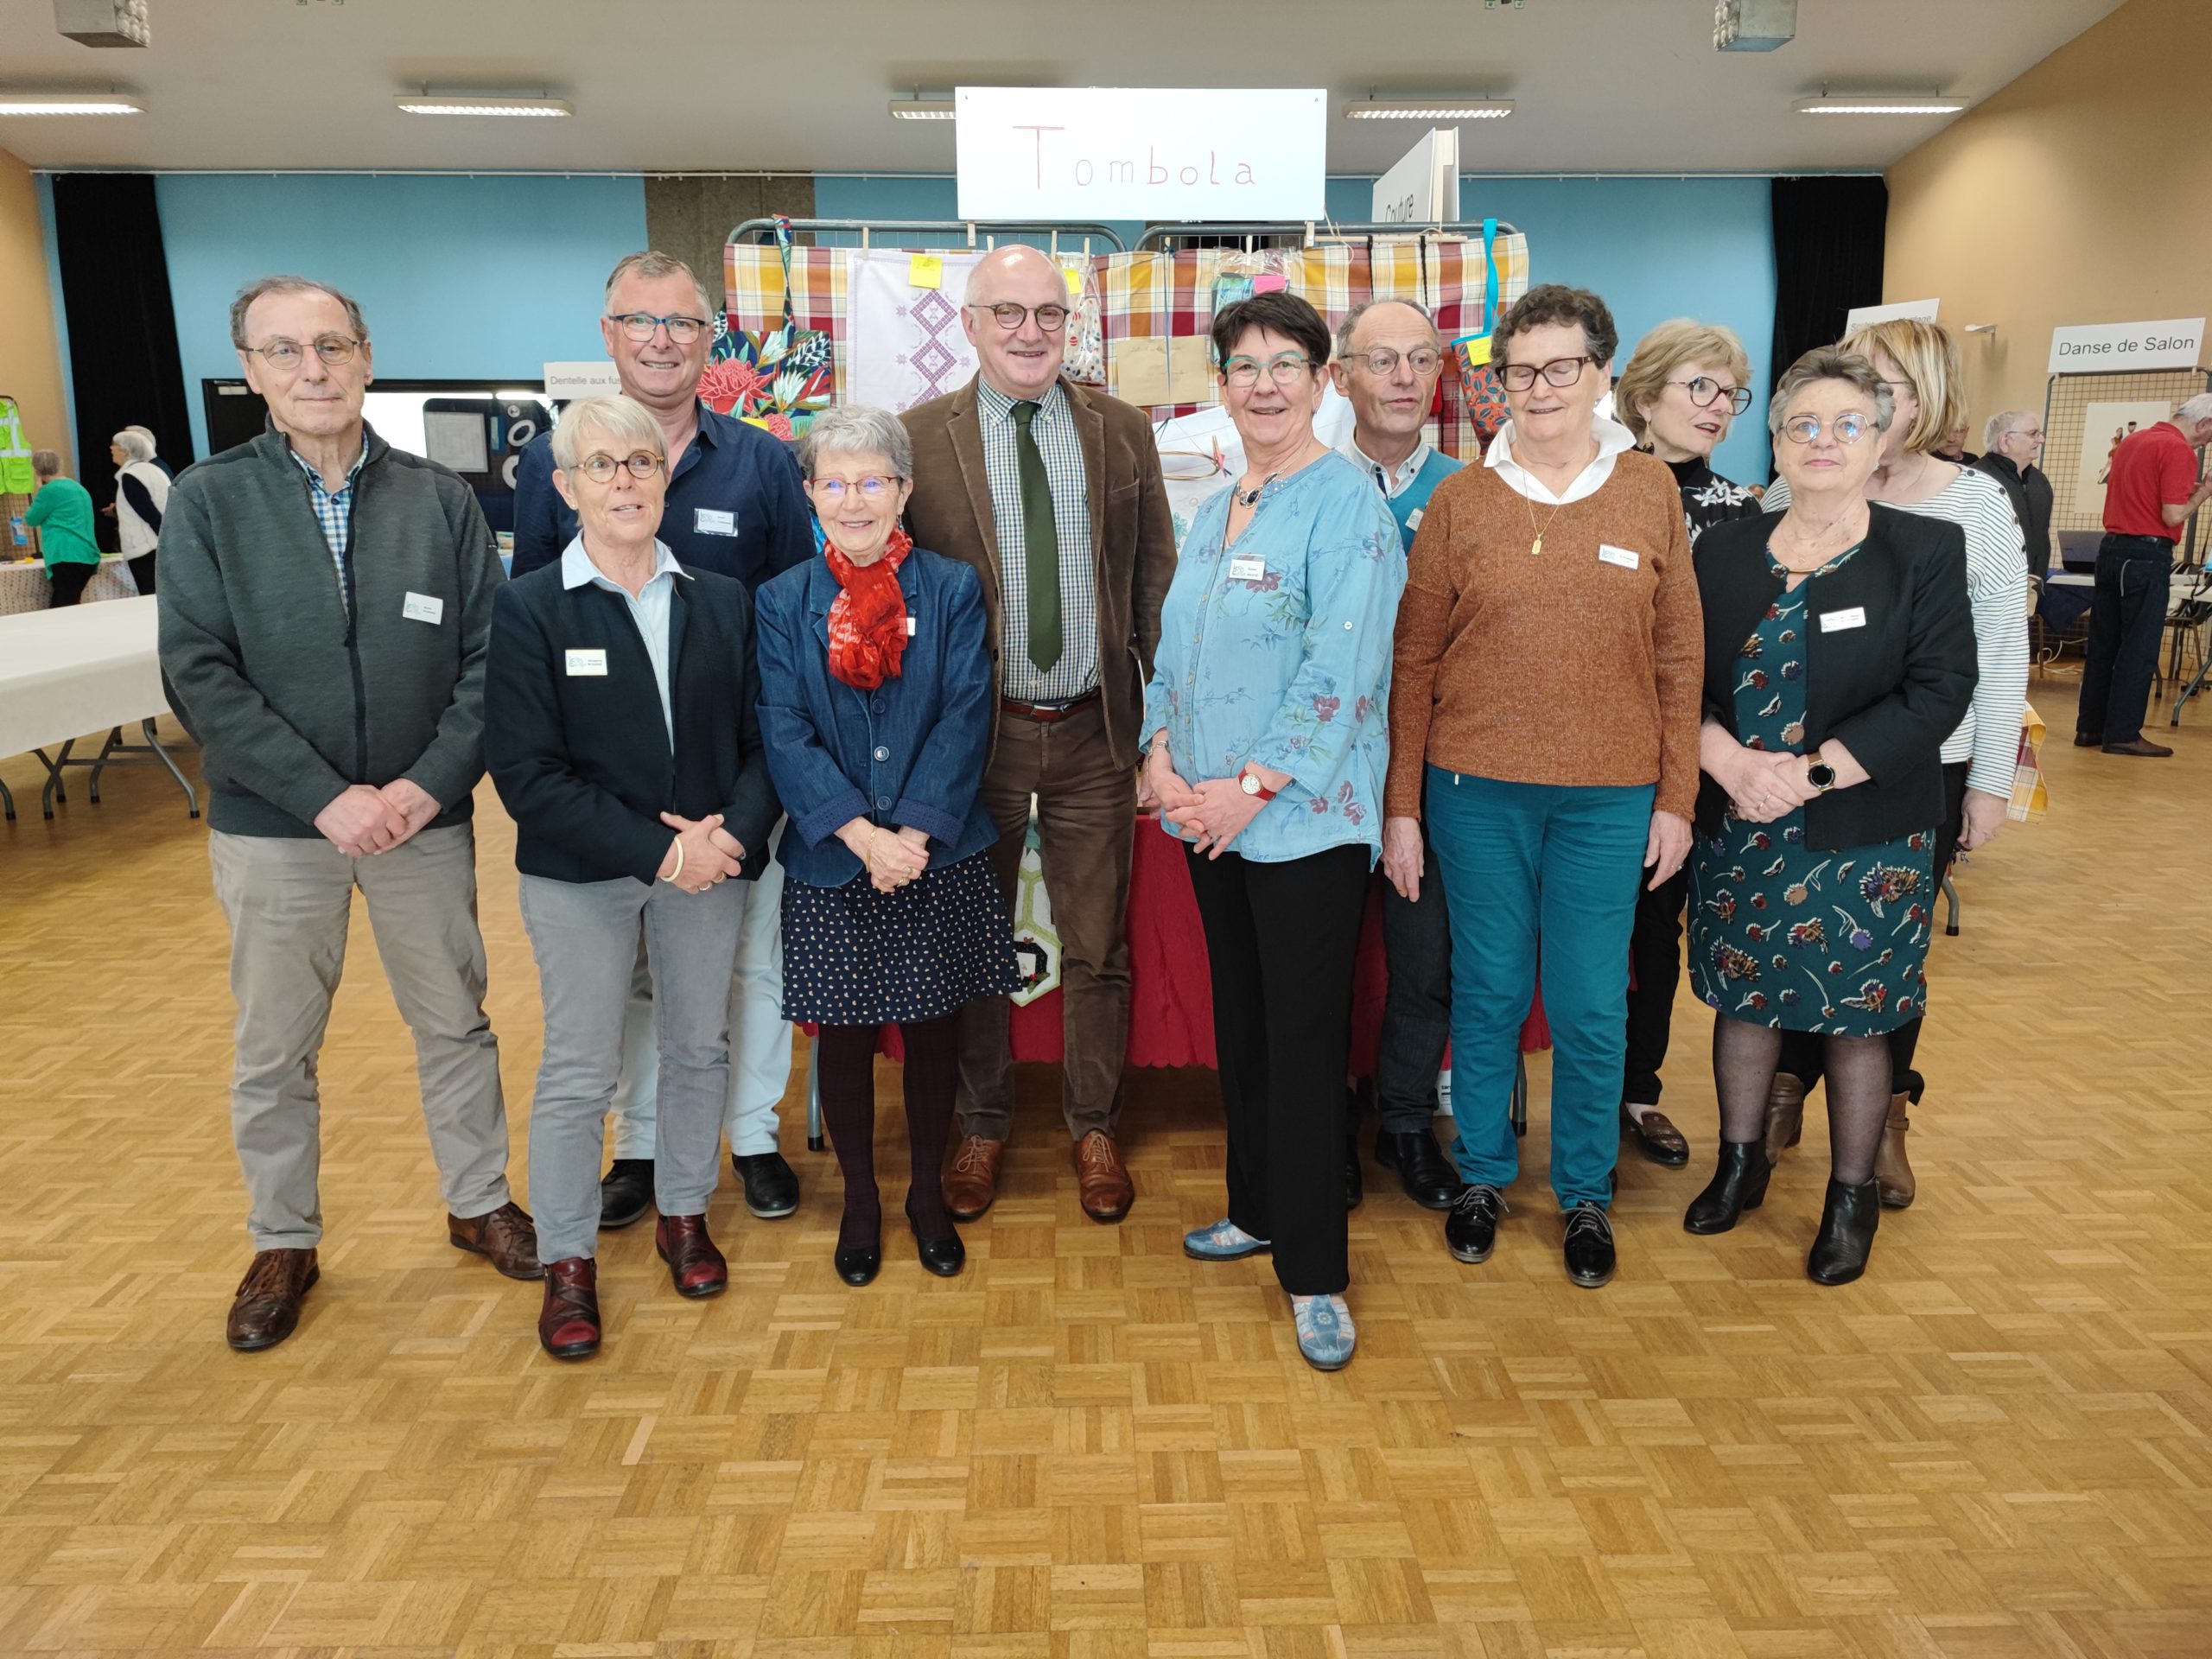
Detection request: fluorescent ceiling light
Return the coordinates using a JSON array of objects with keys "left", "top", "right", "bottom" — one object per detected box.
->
[
  {"left": 0, "top": 92, "right": 142, "bottom": 115},
  {"left": 888, "top": 99, "right": 956, "bottom": 121},
  {"left": 1345, "top": 99, "right": 1512, "bottom": 121},
  {"left": 395, "top": 94, "right": 571, "bottom": 118},
  {"left": 1795, "top": 94, "right": 1966, "bottom": 115}
]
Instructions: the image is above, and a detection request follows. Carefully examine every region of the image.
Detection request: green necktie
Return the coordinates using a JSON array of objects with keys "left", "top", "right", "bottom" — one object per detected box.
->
[{"left": 1011, "top": 399, "right": 1062, "bottom": 675}]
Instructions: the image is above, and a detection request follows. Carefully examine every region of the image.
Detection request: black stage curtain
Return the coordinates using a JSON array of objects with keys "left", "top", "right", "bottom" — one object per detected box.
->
[
  {"left": 1770, "top": 175, "right": 1889, "bottom": 385},
  {"left": 51, "top": 173, "right": 195, "bottom": 547}
]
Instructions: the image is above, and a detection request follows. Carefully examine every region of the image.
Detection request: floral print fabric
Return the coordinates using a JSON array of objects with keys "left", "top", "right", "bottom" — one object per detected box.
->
[{"left": 1688, "top": 547, "right": 1936, "bottom": 1035}]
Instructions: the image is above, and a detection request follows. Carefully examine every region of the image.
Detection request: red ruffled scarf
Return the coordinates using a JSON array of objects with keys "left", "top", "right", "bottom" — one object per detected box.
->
[{"left": 825, "top": 528, "right": 912, "bottom": 690}]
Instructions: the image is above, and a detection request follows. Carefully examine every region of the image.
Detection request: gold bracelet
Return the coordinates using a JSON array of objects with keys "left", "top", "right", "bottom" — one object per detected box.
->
[{"left": 662, "top": 839, "right": 684, "bottom": 883}]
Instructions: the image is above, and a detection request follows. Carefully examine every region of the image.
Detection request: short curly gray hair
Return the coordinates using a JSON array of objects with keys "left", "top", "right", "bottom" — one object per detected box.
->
[
  {"left": 1768, "top": 347, "right": 1894, "bottom": 438},
  {"left": 798, "top": 404, "right": 912, "bottom": 480},
  {"left": 550, "top": 395, "right": 667, "bottom": 473}
]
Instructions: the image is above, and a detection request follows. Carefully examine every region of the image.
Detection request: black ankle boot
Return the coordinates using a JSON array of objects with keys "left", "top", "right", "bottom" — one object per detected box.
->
[
  {"left": 1807, "top": 1177, "right": 1881, "bottom": 1285},
  {"left": 1683, "top": 1140, "right": 1772, "bottom": 1235}
]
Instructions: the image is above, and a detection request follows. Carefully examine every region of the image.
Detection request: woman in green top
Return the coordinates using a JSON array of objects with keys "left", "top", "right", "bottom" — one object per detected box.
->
[{"left": 26, "top": 448, "right": 103, "bottom": 607}]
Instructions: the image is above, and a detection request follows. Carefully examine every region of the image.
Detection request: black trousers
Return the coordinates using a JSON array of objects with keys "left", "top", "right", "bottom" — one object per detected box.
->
[
  {"left": 48, "top": 563, "right": 96, "bottom": 607},
  {"left": 1376, "top": 822, "right": 1453, "bottom": 1134},
  {"left": 1779, "top": 759, "right": 1970, "bottom": 1100},
  {"left": 1621, "top": 861, "right": 1691, "bottom": 1107},
  {"left": 126, "top": 550, "right": 156, "bottom": 596},
  {"left": 2076, "top": 534, "right": 2172, "bottom": 744},
  {"left": 1185, "top": 842, "right": 1370, "bottom": 1296}
]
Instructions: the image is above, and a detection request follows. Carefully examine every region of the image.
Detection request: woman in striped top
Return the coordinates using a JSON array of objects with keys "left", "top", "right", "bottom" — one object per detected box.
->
[{"left": 1758, "top": 317, "right": 2027, "bottom": 1206}]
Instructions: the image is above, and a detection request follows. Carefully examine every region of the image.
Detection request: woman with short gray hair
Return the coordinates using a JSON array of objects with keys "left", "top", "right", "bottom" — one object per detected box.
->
[
  {"left": 24, "top": 448, "right": 102, "bottom": 607},
  {"left": 754, "top": 403, "right": 1014, "bottom": 1288},
  {"left": 1679, "top": 348, "right": 1977, "bottom": 1284},
  {"left": 111, "top": 427, "right": 170, "bottom": 595}
]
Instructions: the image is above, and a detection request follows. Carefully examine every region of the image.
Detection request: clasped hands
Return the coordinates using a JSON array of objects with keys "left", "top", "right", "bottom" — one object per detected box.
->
[
  {"left": 658, "top": 811, "right": 747, "bottom": 893},
  {"left": 1141, "top": 737, "right": 1281, "bottom": 861},
  {"left": 313, "top": 779, "right": 442, "bottom": 858},
  {"left": 837, "top": 817, "right": 931, "bottom": 893},
  {"left": 1715, "top": 745, "right": 1825, "bottom": 825}
]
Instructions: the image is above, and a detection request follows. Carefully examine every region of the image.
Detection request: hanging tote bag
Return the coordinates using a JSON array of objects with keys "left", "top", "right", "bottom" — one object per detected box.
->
[{"left": 702, "top": 216, "right": 835, "bottom": 439}]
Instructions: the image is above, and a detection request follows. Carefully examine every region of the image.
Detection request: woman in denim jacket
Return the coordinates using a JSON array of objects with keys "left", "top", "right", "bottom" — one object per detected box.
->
[{"left": 754, "top": 405, "right": 1017, "bottom": 1289}]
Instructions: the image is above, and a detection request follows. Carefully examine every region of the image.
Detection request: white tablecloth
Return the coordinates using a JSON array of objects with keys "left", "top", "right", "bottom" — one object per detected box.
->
[
  {"left": 0, "top": 556, "right": 139, "bottom": 617},
  {"left": 0, "top": 595, "right": 172, "bottom": 758}
]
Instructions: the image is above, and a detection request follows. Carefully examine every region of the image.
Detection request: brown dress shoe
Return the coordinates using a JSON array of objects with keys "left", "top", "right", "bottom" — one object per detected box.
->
[
  {"left": 1875, "top": 1091, "right": 1916, "bottom": 1209},
  {"left": 1074, "top": 1130, "right": 1135, "bottom": 1222},
  {"left": 449, "top": 1201, "right": 543, "bottom": 1281},
  {"left": 226, "top": 1247, "right": 319, "bottom": 1351},
  {"left": 537, "top": 1257, "right": 601, "bottom": 1358},
  {"left": 2102, "top": 737, "right": 2174, "bottom": 757},
  {"left": 943, "top": 1135, "right": 1005, "bottom": 1221},
  {"left": 1763, "top": 1073, "right": 1808, "bottom": 1166},
  {"left": 655, "top": 1213, "right": 728, "bottom": 1297}
]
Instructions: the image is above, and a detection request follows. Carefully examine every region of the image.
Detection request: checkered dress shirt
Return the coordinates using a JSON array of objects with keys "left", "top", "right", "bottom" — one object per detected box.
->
[
  {"left": 976, "top": 378, "right": 1097, "bottom": 702},
  {"left": 289, "top": 431, "right": 370, "bottom": 611}
]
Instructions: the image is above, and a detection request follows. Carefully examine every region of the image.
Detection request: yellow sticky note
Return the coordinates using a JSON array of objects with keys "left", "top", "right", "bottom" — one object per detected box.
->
[
  {"left": 908, "top": 253, "right": 944, "bottom": 289},
  {"left": 1456, "top": 333, "right": 1492, "bottom": 368},
  {"left": 1063, "top": 265, "right": 1084, "bottom": 296}
]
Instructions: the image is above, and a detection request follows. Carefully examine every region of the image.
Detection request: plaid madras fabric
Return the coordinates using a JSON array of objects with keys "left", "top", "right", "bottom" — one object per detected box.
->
[{"left": 724, "top": 243, "right": 852, "bottom": 397}]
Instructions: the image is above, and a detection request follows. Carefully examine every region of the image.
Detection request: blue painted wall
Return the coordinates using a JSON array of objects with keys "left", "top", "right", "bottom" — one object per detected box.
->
[
  {"left": 154, "top": 173, "right": 648, "bottom": 456},
  {"left": 819, "top": 171, "right": 1776, "bottom": 480}
]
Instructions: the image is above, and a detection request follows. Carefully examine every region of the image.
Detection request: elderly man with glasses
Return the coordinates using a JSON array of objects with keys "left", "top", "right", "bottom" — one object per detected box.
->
[
  {"left": 1972, "top": 410, "right": 2055, "bottom": 578},
  {"left": 512, "top": 251, "right": 816, "bottom": 1235},
  {"left": 160, "top": 275, "right": 537, "bottom": 1351},
  {"left": 900, "top": 245, "right": 1176, "bottom": 1225}
]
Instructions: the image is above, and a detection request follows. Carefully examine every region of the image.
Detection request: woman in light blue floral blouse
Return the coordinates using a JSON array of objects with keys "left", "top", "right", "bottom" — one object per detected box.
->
[{"left": 1139, "top": 292, "right": 1406, "bottom": 1374}]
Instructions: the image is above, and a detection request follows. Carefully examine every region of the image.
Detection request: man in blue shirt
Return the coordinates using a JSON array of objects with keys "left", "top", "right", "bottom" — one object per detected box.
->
[
  {"left": 1330, "top": 298, "right": 1466, "bottom": 1213},
  {"left": 512, "top": 251, "right": 814, "bottom": 1230}
]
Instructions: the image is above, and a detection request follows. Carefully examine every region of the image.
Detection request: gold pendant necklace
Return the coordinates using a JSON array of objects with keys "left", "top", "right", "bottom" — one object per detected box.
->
[{"left": 1523, "top": 491, "right": 1566, "bottom": 556}]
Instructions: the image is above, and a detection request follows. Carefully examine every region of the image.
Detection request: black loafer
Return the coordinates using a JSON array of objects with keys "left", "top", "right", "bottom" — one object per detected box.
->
[
  {"left": 734, "top": 1151, "right": 800, "bottom": 1218},
  {"left": 1562, "top": 1201, "right": 1616, "bottom": 1288},
  {"left": 906, "top": 1199, "right": 966, "bottom": 1277},
  {"left": 1344, "top": 1132, "right": 1363, "bottom": 1211},
  {"left": 1619, "top": 1104, "right": 1690, "bottom": 1168},
  {"left": 834, "top": 1242, "right": 881, "bottom": 1287},
  {"left": 1375, "top": 1128, "right": 1464, "bottom": 1209},
  {"left": 1446, "top": 1183, "right": 1505, "bottom": 1263},
  {"left": 598, "top": 1158, "right": 654, "bottom": 1230}
]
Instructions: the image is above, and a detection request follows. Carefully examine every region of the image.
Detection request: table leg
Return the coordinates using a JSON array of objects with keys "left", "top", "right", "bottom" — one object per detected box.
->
[
  {"left": 140, "top": 719, "right": 199, "bottom": 817},
  {"left": 87, "top": 726, "right": 123, "bottom": 804},
  {"left": 36, "top": 740, "right": 74, "bottom": 818},
  {"left": 0, "top": 775, "right": 13, "bottom": 821},
  {"left": 805, "top": 1033, "right": 824, "bottom": 1152}
]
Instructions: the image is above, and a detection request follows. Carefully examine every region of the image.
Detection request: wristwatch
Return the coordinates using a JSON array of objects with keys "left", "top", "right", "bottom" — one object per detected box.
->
[
  {"left": 1805, "top": 760, "right": 1838, "bottom": 793},
  {"left": 1239, "top": 767, "right": 1279, "bottom": 801}
]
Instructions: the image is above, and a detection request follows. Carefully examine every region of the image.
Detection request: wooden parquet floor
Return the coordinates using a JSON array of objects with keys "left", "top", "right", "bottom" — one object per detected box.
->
[{"left": 3, "top": 678, "right": 2209, "bottom": 1659}]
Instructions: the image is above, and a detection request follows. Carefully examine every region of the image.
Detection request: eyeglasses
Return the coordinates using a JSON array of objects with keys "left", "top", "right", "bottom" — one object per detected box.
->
[
  {"left": 607, "top": 312, "right": 710, "bottom": 345},
  {"left": 245, "top": 334, "right": 363, "bottom": 370},
  {"left": 1222, "top": 353, "right": 1315, "bottom": 390},
  {"left": 1349, "top": 346, "right": 1444, "bottom": 378},
  {"left": 965, "top": 302, "right": 1071, "bottom": 334},
  {"left": 1498, "top": 354, "right": 1596, "bottom": 391},
  {"left": 1780, "top": 413, "right": 1873, "bottom": 447},
  {"left": 809, "top": 475, "right": 903, "bottom": 502},
  {"left": 573, "top": 450, "right": 665, "bottom": 483},
  {"left": 1666, "top": 377, "right": 1753, "bottom": 416}
]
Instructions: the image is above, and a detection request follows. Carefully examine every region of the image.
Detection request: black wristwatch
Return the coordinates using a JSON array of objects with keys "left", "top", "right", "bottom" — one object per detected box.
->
[{"left": 1805, "top": 760, "right": 1837, "bottom": 793}]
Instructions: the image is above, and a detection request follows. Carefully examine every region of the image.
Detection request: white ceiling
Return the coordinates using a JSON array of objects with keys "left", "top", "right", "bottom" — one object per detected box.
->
[{"left": 0, "top": 0, "right": 2123, "bottom": 176}]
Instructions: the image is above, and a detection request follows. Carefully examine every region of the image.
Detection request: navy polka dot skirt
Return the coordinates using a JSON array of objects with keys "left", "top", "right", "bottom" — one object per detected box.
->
[{"left": 781, "top": 849, "right": 1020, "bottom": 1027}]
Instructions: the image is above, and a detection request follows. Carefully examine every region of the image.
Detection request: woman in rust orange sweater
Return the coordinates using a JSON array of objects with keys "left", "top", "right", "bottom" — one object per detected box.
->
[{"left": 1385, "top": 283, "right": 1703, "bottom": 1290}]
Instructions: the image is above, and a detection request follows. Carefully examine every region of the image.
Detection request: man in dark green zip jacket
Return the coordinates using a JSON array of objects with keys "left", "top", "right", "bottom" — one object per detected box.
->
[{"left": 159, "top": 275, "right": 541, "bottom": 1352}]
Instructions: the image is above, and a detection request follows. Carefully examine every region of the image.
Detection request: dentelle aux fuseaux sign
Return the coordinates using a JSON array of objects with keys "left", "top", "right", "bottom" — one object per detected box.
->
[{"left": 954, "top": 87, "right": 1328, "bottom": 221}]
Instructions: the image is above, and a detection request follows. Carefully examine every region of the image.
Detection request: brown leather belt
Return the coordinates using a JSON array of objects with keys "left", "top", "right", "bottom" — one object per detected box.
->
[{"left": 999, "top": 689, "right": 1100, "bottom": 723}]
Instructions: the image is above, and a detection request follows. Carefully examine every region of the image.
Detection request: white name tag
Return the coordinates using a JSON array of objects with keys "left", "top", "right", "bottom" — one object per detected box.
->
[
  {"left": 695, "top": 507, "right": 738, "bottom": 537},
  {"left": 565, "top": 648, "right": 608, "bottom": 676},
  {"left": 1820, "top": 607, "right": 1867, "bottom": 632},
  {"left": 1406, "top": 507, "right": 1425, "bottom": 532},
  {"left": 1228, "top": 555, "right": 1267, "bottom": 582},
  {"left": 905, "top": 615, "right": 918, "bottom": 636},
  {"left": 401, "top": 591, "right": 445, "bottom": 625},
  {"left": 1598, "top": 543, "right": 1640, "bottom": 570}
]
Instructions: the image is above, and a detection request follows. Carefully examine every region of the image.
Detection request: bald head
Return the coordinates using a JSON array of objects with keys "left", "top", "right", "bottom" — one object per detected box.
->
[
  {"left": 968, "top": 243, "right": 1064, "bottom": 305},
  {"left": 961, "top": 243, "right": 1071, "bottom": 399}
]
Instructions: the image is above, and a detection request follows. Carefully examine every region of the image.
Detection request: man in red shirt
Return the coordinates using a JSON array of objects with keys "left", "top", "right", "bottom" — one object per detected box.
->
[{"left": 2077, "top": 393, "right": 2212, "bottom": 756}]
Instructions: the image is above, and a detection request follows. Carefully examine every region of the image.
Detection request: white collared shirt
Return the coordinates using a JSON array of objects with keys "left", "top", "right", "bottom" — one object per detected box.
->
[
  {"left": 1484, "top": 413, "right": 1640, "bottom": 506},
  {"left": 560, "top": 535, "right": 690, "bottom": 746},
  {"left": 1338, "top": 435, "right": 1437, "bottom": 501}
]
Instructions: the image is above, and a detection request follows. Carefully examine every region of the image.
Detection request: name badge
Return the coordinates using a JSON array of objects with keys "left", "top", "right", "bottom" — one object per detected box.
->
[
  {"left": 1820, "top": 607, "right": 1867, "bottom": 632},
  {"left": 565, "top": 648, "right": 608, "bottom": 676},
  {"left": 1406, "top": 507, "right": 1425, "bottom": 532},
  {"left": 1598, "top": 543, "right": 1640, "bottom": 570},
  {"left": 1228, "top": 555, "right": 1267, "bottom": 582},
  {"left": 695, "top": 507, "right": 738, "bottom": 537},
  {"left": 402, "top": 591, "right": 445, "bottom": 625},
  {"left": 905, "top": 615, "right": 918, "bottom": 636}
]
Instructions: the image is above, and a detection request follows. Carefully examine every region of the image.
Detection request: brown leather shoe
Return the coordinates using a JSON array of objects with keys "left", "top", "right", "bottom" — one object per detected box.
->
[
  {"left": 2102, "top": 737, "right": 2174, "bottom": 757},
  {"left": 1763, "top": 1073, "right": 1808, "bottom": 1166},
  {"left": 226, "top": 1248, "right": 318, "bottom": 1351},
  {"left": 655, "top": 1213, "right": 728, "bottom": 1297},
  {"left": 537, "top": 1257, "right": 601, "bottom": 1358},
  {"left": 449, "top": 1201, "right": 543, "bottom": 1281},
  {"left": 1875, "top": 1091, "right": 1916, "bottom": 1210},
  {"left": 1074, "top": 1130, "right": 1135, "bottom": 1223},
  {"left": 1620, "top": 1103, "right": 1689, "bottom": 1167},
  {"left": 943, "top": 1135, "right": 1005, "bottom": 1221}
]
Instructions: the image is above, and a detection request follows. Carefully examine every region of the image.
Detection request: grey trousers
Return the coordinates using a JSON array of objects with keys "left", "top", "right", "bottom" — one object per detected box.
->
[
  {"left": 518, "top": 871, "right": 747, "bottom": 1262},
  {"left": 210, "top": 825, "right": 510, "bottom": 1251}
]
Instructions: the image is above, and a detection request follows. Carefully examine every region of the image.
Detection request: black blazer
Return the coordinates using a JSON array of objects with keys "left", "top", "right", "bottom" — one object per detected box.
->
[
  {"left": 484, "top": 555, "right": 779, "bottom": 886},
  {"left": 1694, "top": 503, "right": 1978, "bottom": 850}
]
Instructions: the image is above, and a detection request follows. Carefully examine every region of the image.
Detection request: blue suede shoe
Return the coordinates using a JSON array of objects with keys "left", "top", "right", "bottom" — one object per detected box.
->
[
  {"left": 1182, "top": 1218, "right": 1270, "bottom": 1261},
  {"left": 1291, "top": 1294, "right": 1355, "bottom": 1370}
]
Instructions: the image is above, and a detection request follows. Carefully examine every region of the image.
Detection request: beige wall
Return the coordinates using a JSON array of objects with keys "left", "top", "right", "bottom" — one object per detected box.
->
[
  {"left": 0, "top": 146, "right": 70, "bottom": 472},
  {"left": 1885, "top": 0, "right": 2211, "bottom": 442}
]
